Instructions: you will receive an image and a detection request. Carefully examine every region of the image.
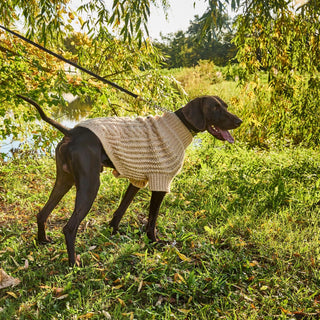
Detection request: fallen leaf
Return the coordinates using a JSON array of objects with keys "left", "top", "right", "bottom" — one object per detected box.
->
[
  {"left": 174, "top": 273, "right": 186, "bottom": 284},
  {"left": 249, "top": 260, "right": 259, "bottom": 267},
  {"left": 178, "top": 308, "right": 191, "bottom": 315},
  {"left": 27, "top": 254, "right": 34, "bottom": 261},
  {"left": 121, "top": 312, "right": 134, "bottom": 320},
  {"left": 137, "top": 280, "right": 143, "bottom": 292},
  {"left": 79, "top": 312, "right": 95, "bottom": 319},
  {"left": 68, "top": 12, "right": 75, "bottom": 20},
  {"left": 89, "top": 251, "right": 100, "bottom": 261},
  {"left": 133, "top": 252, "right": 146, "bottom": 257},
  {"left": 112, "top": 284, "right": 123, "bottom": 290},
  {"left": 53, "top": 287, "right": 65, "bottom": 297},
  {"left": 156, "top": 296, "right": 164, "bottom": 306},
  {"left": 310, "top": 257, "right": 316, "bottom": 267},
  {"left": 117, "top": 298, "right": 126, "bottom": 306},
  {"left": 0, "top": 269, "right": 20, "bottom": 289},
  {"left": 175, "top": 248, "right": 191, "bottom": 262},
  {"left": 314, "top": 294, "right": 320, "bottom": 304},
  {"left": 280, "top": 307, "right": 291, "bottom": 315},
  {"left": 102, "top": 311, "right": 111, "bottom": 319}
]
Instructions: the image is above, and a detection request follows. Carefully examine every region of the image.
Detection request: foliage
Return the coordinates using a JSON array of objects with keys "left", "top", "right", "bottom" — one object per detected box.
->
[
  {"left": 1, "top": 143, "right": 320, "bottom": 319},
  {"left": 0, "top": 0, "right": 169, "bottom": 44},
  {"left": 155, "top": 15, "right": 237, "bottom": 68},
  {"left": 0, "top": 27, "right": 187, "bottom": 156},
  {"left": 1, "top": 1, "right": 320, "bottom": 318},
  {"left": 0, "top": 0, "right": 183, "bottom": 154},
  {"left": 195, "top": 0, "right": 240, "bottom": 38},
  {"left": 232, "top": 0, "right": 320, "bottom": 147},
  {"left": 166, "top": 60, "right": 225, "bottom": 99},
  {"left": 194, "top": 0, "right": 320, "bottom": 147},
  {"left": 169, "top": 63, "right": 320, "bottom": 148},
  {"left": 2, "top": 0, "right": 320, "bottom": 150},
  {"left": 233, "top": 0, "right": 320, "bottom": 80},
  {"left": 233, "top": 73, "right": 320, "bottom": 148}
]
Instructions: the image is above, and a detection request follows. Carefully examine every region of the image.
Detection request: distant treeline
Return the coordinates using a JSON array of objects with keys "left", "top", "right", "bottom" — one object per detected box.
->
[{"left": 154, "top": 15, "right": 237, "bottom": 68}]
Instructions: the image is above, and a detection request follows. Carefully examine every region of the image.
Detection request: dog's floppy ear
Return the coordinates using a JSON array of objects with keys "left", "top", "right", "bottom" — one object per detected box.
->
[{"left": 182, "top": 97, "right": 206, "bottom": 131}]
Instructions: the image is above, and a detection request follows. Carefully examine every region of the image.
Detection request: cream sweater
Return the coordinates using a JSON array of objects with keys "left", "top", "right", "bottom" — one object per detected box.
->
[{"left": 77, "top": 112, "right": 193, "bottom": 192}]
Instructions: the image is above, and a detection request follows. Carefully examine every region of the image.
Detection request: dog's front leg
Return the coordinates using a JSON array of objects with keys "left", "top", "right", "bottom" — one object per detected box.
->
[
  {"left": 109, "top": 183, "right": 140, "bottom": 234},
  {"left": 146, "top": 191, "right": 166, "bottom": 242}
]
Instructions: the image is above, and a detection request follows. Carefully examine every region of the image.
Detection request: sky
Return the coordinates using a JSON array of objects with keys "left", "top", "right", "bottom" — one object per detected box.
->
[
  {"left": 146, "top": 0, "right": 312, "bottom": 40},
  {"left": 147, "top": 0, "right": 208, "bottom": 40},
  {"left": 68, "top": 0, "right": 209, "bottom": 40}
]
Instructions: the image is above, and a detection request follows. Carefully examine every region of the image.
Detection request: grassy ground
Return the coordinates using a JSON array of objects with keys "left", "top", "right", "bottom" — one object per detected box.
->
[
  {"left": 1, "top": 140, "right": 320, "bottom": 319},
  {"left": 1, "top": 66, "right": 320, "bottom": 319}
]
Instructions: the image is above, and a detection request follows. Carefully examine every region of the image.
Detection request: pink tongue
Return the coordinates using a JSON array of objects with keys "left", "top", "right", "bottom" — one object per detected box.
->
[{"left": 220, "top": 129, "right": 234, "bottom": 143}]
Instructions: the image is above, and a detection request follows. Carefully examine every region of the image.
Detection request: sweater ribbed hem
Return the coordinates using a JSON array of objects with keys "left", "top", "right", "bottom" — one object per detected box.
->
[{"left": 148, "top": 174, "right": 172, "bottom": 193}]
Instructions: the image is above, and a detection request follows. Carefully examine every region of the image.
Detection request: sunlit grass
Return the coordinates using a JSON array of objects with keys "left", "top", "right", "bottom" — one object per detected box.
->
[
  {"left": 1, "top": 142, "right": 320, "bottom": 319},
  {"left": 1, "top": 65, "right": 320, "bottom": 318}
]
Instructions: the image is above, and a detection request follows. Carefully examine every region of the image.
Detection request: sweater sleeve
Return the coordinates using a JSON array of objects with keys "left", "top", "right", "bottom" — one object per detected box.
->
[{"left": 147, "top": 173, "right": 173, "bottom": 193}]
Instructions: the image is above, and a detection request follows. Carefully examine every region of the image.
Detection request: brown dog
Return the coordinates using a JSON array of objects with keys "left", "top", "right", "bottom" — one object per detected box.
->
[{"left": 18, "top": 95, "right": 242, "bottom": 266}]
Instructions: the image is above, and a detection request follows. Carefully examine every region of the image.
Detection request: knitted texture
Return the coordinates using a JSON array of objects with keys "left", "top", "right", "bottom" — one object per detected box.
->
[{"left": 77, "top": 112, "right": 193, "bottom": 192}]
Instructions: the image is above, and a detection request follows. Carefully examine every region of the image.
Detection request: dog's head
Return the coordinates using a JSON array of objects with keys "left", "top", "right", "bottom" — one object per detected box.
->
[{"left": 182, "top": 95, "right": 242, "bottom": 143}]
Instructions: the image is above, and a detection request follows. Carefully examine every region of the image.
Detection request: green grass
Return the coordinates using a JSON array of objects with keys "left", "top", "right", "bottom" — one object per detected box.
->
[
  {"left": 1, "top": 64, "right": 320, "bottom": 318},
  {"left": 1, "top": 141, "right": 320, "bottom": 319}
]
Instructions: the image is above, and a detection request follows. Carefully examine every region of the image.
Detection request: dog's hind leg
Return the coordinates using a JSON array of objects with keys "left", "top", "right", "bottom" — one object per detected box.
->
[
  {"left": 109, "top": 183, "right": 140, "bottom": 234},
  {"left": 62, "top": 153, "right": 101, "bottom": 266},
  {"left": 37, "top": 170, "right": 74, "bottom": 244}
]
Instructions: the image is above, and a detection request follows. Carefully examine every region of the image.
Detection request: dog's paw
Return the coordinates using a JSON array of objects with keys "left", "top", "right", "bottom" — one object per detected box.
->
[
  {"left": 38, "top": 236, "right": 53, "bottom": 244},
  {"left": 110, "top": 228, "right": 119, "bottom": 236},
  {"left": 67, "top": 254, "right": 82, "bottom": 268},
  {"left": 149, "top": 239, "right": 171, "bottom": 247}
]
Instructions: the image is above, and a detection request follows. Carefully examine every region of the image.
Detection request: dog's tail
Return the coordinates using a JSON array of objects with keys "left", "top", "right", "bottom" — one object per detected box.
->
[{"left": 17, "top": 95, "right": 71, "bottom": 136}]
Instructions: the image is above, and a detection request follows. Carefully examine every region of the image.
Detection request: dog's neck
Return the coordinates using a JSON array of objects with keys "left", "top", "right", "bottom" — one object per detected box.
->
[{"left": 174, "top": 108, "right": 200, "bottom": 136}]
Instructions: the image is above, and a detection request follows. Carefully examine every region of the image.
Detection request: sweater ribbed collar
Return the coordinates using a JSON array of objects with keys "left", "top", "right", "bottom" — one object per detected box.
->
[{"left": 162, "top": 112, "right": 194, "bottom": 149}]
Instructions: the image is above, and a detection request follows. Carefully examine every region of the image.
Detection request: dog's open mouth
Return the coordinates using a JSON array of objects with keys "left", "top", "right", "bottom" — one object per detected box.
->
[{"left": 207, "top": 125, "right": 235, "bottom": 143}]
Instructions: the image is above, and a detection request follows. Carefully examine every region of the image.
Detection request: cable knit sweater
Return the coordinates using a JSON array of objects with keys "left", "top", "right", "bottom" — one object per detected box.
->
[{"left": 77, "top": 112, "right": 193, "bottom": 192}]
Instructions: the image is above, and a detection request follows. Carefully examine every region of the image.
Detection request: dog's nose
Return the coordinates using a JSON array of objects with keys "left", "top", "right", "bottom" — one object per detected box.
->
[{"left": 236, "top": 118, "right": 243, "bottom": 126}]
